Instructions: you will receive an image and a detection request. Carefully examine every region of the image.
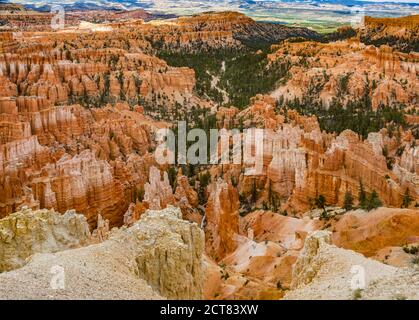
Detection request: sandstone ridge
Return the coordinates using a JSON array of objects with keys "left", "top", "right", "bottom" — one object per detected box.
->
[
  {"left": 285, "top": 231, "right": 419, "bottom": 300},
  {"left": 0, "top": 206, "right": 205, "bottom": 300}
]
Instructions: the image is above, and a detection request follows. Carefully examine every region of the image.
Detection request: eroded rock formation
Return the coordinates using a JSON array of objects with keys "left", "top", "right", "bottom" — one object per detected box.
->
[
  {"left": 269, "top": 40, "right": 418, "bottom": 110},
  {"left": 205, "top": 179, "right": 240, "bottom": 261},
  {"left": 0, "top": 207, "right": 90, "bottom": 272},
  {"left": 285, "top": 231, "right": 419, "bottom": 300},
  {"left": 0, "top": 206, "right": 205, "bottom": 300},
  {"left": 332, "top": 207, "right": 419, "bottom": 257}
]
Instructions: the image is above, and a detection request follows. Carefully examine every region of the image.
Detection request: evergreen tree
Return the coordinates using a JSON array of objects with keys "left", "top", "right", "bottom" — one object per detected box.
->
[
  {"left": 358, "top": 181, "right": 367, "bottom": 209},
  {"left": 366, "top": 190, "right": 382, "bottom": 211},
  {"left": 344, "top": 191, "right": 354, "bottom": 211},
  {"left": 315, "top": 195, "right": 326, "bottom": 214},
  {"left": 251, "top": 179, "right": 258, "bottom": 205},
  {"left": 402, "top": 188, "right": 412, "bottom": 208},
  {"left": 133, "top": 187, "right": 144, "bottom": 202},
  {"left": 198, "top": 172, "right": 211, "bottom": 205},
  {"left": 268, "top": 182, "right": 280, "bottom": 212},
  {"left": 167, "top": 167, "right": 178, "bottom": 190}
]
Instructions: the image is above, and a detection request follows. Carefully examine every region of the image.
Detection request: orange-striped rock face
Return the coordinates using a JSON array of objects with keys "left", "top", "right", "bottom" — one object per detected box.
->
[
  {"left": 0, "top": 9, "right": 417, "bottom": 300},
  {"left": 360, "top": 15, "right": 419, "bottom": 52},
  {"left": 269, "top": 40, "right": 418, "bottom": 110},
  {"left": 205, "top": 179, "right": 240, "bottom": 261},
  {"left": 0, "top": 15, "right": 219, "bottom": 227},
  {"left": 332, "top": 207, "right": 419, "bottom": 257}
]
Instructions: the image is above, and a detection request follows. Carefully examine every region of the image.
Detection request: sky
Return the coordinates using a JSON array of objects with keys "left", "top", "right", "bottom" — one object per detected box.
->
[{"left": 360, "top": 1, "right": 417, "bottom": 2}]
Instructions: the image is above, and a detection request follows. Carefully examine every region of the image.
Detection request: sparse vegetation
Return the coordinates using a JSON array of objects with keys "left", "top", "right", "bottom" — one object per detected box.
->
[
  {"left": 343, "top": 191, "right": 354, "bottom": 211},
  {"left": 198, "top": 171, "right": 211, "bottom": 205},
  {"left": 315, "top": 195, "right": 326, "bottom": 211},
  {"left": 280, "top": 77, "right": 408, "bottom": 139},
  {"left": 358, "top": 181, "right": 367, "bottom": 209},
  {"left": 167, "top": 167, "right": 178, "bottom": 190},
  {"left": 352, "top": 289, "right": 363, "bottom": 300},
  {"left": 402, "top": 188, "right": 413, "bottom": 208},
  {"left": 365, "top": 190, "right": 382, "bottom": 211}
]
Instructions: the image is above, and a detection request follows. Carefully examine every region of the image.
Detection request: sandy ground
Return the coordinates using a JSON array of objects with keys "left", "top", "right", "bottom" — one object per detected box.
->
[
  {"left": 0, "top": 234, "right": 163, "bottom": 300},
  {"left": 284, "top": 232, "right": 419, "bottom": 300}
]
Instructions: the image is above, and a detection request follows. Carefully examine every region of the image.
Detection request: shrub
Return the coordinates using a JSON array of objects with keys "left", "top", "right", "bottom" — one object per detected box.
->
[{"left": 352, "top": 289, "right": 363, "bottom": 300}]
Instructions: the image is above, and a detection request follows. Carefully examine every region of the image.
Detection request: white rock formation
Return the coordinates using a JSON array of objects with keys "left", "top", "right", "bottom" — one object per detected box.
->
[
  {"left": 0, "top": 207, "right": 91, "bottom": 272},
  {"left": 285, "top": 231, "right": 419, "bottom": 300},
  {"left": 0, "top": 206, "right": 204, "bottom": 300}
]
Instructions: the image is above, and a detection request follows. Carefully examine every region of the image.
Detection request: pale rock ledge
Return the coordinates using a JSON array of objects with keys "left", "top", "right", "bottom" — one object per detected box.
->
[
  {"left": 285, "top": 231, "right": 419, "bottom": 300},
  {"left": 0, "top": 206, "right": 205, "bottom": 300}
]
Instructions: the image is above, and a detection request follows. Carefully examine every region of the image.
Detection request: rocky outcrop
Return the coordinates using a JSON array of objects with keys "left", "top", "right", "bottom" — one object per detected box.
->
[
  {"left": 242, "top": 210, "right": 319, "bottom": 250},
  {"left": 0, "top": 9, "right": 417, "bottom": 301},
  {"left": 0, "top": 206, "right": 205, "bottom": 300},
  {"left": 0, "top": 5, "right": 53, "bottom": 31},
  {"left": 221, "top": 235, "right": 298, "bottom": 297},
  {"left": 136, "top": 166, "right": 203, "bottom": 225},
  {"left": 143, "top": 166, "right": 176, "bottom": 210},
  {"left": 373, "top": 246, "right": 417, "bottom": 268},
  {"left": 32, "top": 150, "right": 128, "bottom": 227},
  {"left": 140, "top": 67, "right": 196, "bottom": 98},
  {"left": 332, "top": 208, "right": 419, "bottom": 257},
  {"left": 292, "top": 129, "right": 412, "bottom": 210},
  {"left": 290, "top": 230, "right": 333, "bottom": 289},
  {"left": 123, "top": 201, "right": 146, "bottom": 226},
  {"left": 235, "top": 103, "right": 417, "bottom": 212},
  {"left": 174, "top": 174, "right": 201, "bottom": 224},
  {"left": 360, "top": 15, "right": 419, "bottom": 53},
  {"left": 224, "top": 100, "right": 417, "bottom": 214},
  {"left": 0, "top": 208, "right": 90, "bottom": 272},
  {"left": 134, "top": 206, "right": 205, "bottom": 299},
  {"left": 202, "top": 209, "right": 319, "bottom": 300},
  {"left": 269, "top": 39, "right": 418, "bottom": 110},
  {"left": 175, "top": 11, "right": 318, "bottom": 46},
  {"left": 0, "top": 16, "right": 217, "bottom": 224},
  {"left": 205, "top": 179, "right": 240, "bottom": 261},
  {"left": 285, "top": 231, "right": 419, "bottom": 300},
  {"left": 0, "top": 100, "right": 159, "bottom": 225}
]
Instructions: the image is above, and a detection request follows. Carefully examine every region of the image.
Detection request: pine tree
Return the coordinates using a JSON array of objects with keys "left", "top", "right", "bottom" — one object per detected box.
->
[
  {"left": 402, "top": 188, "right": 412, "bottom": 208},
  {"left": 251, "top": 179, "right": 258, "bottom": 205},
  {"left": 268, "top": 182, "right": 280, "bottom": 212},
  {"left": 344, "top": 191, "right": 354, "bottom": 211},
  {"left": 315, "top": 195, "right": 326, "bottom": 214},
  {"left": 358, "top": 180, "right": 367, "bottom": 209},
  {"left": 198, "top": 172, "right": 211, "bottom": 206},
  {"left": 167, "top": 167, "right": 178, "bottom": 190},
  {"left": 366, "top": 190, "right": 382, "bottom": 211}
]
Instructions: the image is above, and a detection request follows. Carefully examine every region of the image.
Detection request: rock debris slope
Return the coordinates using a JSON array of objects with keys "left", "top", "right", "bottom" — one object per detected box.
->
[
  {"left": 0, "top": 206, "right": 204, "bottom": 300},
  {"left": 285, "top": 231, "right": 419, "bottom": 300}
]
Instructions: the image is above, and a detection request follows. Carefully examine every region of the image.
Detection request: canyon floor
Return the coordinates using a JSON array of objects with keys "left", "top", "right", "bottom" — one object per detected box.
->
[{"left": 0, "top": 6, "right": 418, "bottom": 300}]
